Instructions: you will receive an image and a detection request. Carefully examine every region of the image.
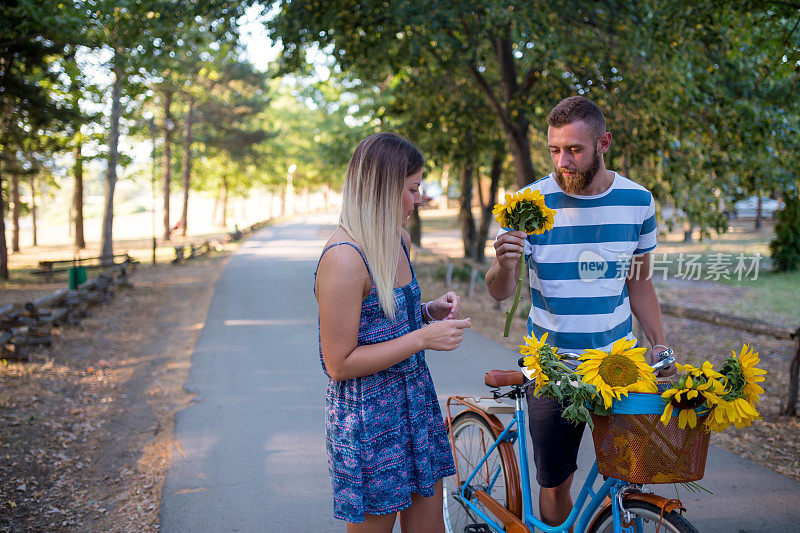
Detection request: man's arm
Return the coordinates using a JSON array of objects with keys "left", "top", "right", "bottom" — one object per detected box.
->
[
  {"left": 626, "top": 253, "right": 674, "bottom": 373},
  {"left": 486, "top": 230, "right": 527, "bottom": 301}
]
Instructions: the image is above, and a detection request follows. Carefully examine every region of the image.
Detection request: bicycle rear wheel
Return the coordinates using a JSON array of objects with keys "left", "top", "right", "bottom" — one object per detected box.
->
[
  {"left": 444, "top": 411, "right": 516, "bottom": 533},
  {"left": 587, "top": 500, "right": 699, "bottom": 533}
]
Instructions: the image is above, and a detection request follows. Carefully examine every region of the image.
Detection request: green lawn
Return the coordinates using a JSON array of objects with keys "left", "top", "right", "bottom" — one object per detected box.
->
[{"left": 720, "top": 270, "right": 800, "bottom": 324}]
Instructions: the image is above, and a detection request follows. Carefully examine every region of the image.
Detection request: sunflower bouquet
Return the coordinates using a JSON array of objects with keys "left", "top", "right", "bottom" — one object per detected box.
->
[
  {"left": 661, "top": 344, "right": 766, "bottom": 432},
  {"left": 519, "top": 335, "right": 657, "bottom": 427},
  {"left": 493, "top": 189, "right": 556, "bottom": 337},
  {"left": 519, "top": 332, "right": 598, "bottom": 426},
  {"left": 520, "top": 335, "right": 768, "bottom": 484}
]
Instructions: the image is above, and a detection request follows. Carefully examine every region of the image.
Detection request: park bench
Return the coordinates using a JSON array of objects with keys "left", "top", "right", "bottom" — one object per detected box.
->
[
  {"left": 172, "top": 240, "right": 224, "bottom": 263},
  {"left": 36, "top": 253, "right": 137, "bottom": 281}
]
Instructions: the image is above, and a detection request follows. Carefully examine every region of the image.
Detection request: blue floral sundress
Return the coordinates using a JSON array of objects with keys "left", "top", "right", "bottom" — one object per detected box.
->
[{"left": 314, "top": 240, "right": 455, "bottom": 523}]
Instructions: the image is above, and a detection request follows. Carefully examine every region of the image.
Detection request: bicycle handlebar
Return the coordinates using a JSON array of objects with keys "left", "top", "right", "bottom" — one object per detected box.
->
[{"left": 517, "top": 349, "right": 676, "bottom": 373}]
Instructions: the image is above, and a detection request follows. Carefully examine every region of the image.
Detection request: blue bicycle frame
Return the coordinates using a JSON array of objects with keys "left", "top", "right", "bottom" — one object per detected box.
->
[{"left": 456, "top": 392, "right": 640, "bottom": 533}]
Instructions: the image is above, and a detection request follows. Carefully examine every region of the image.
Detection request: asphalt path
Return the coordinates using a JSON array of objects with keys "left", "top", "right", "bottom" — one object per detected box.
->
[{"left": 161, "top": 214, "right": 800, "bottom": 532}]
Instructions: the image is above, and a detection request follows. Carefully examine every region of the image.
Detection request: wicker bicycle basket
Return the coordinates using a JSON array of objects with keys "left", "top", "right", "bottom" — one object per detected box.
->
[{"left": 590, "top": 392, "right": 710, "bottom": 484}]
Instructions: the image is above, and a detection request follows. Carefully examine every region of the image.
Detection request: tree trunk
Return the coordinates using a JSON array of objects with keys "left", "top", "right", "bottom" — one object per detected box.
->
[
  {"left": 179, "top": 94, "right": 194, "bottom": 236},
  {"left": 10, "top": 171, "right": 20, "bottom": 253},
  {"left": 505, "top": 123, "right": 536, "bottom": 189},
  {"left": 220, "top": 174, "right": 228, "bottom": 228},
  {"left": 73, "top": 140, "right": 85, "bottom": 249},
  {"left": 162, "top": 90, "right": 173, "bottom": 241},
  {"left": 101, "top": 49, "right": 123, "bottom": 265},
  {"left": 30, "top": 175, "right": 37, "bottom": 247},
  {"left": 755, "top": 191, "right": 763, "bottom": 231},
  {"left": 460, "top": 160, "right": 477, "bottom": 259},
  {"left": 683, "top": 224, "right": 694, "bottom": 243},
  {"left": 476, "top": 152, "right": 503, "bottom": 263},
  {"left": 468, "top": 37, "right": 537, "bottom": 189},
  {"left": 408, "top": 207, "right": 421, "bottom": 246},
  {"left": 211, "top": 193, "right": 219, "bottom": 226},
  {"left": 0, "top": 170, "right": 8, "bottom": 280},
  {"left": 440, "top": 164, "right": 450, "bottom": 211}
]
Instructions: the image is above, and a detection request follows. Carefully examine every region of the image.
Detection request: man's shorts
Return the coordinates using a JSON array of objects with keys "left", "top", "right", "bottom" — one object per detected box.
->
[{"left": 526, "top": 393, "right": 586, "bottom": 488}]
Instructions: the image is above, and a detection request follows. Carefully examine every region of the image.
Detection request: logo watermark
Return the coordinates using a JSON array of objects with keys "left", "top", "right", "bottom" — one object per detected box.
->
[
  {"left": 576, "top": 250, "right": 762, "bottom": 282},
  {"left": 578, "top": 250, "right": 609, "bottom": 281},
  {"left": 650, "top": 252, "right": 762, "bottom": 281}
]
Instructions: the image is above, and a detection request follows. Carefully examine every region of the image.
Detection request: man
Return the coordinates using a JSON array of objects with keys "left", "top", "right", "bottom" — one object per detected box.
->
[{"left": 485, "top": 96, "right": 673, "bottom": 527}]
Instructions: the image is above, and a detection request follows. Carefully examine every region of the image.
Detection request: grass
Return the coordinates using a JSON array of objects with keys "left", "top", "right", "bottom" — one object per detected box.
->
[{"left": 720, "top": 270, "right": 800, "bottom": 324}]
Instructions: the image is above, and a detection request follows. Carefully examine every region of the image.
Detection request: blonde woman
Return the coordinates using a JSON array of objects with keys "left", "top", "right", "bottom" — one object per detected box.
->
[{"left": 314, "top": 132, "right": 471, "bottom": 532}]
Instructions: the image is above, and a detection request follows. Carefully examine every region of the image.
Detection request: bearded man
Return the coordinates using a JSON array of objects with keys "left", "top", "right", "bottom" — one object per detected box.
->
[{"left": 485, "top": 96, "right": 673, "bottom": 528}]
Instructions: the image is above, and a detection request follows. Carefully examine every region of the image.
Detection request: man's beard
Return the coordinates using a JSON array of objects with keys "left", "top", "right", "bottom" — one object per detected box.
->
[{"left": 554, "top": 149, "right": 601, "bottom": 195}]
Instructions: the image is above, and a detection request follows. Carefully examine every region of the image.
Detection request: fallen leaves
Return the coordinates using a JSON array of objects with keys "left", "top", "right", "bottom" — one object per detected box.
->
[{"left": 0, "top": 257, "right": 225, "bottom": 532}]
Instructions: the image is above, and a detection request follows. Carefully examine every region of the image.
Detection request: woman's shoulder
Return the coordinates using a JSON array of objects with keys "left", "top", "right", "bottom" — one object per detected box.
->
[{"left": 319, "top": 231, "right": 369, "bottom": 278}]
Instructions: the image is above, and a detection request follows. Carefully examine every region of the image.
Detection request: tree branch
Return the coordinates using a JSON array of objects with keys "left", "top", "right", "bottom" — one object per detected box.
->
[
  {"left": 467, "top": 63, "right": 512, "bottom": 132},
  {"left": 494, "top": 36, "right": 519, "bottom": 104},
  {"left": 520, "top": 65, "right": 540, "bottom": 95}
]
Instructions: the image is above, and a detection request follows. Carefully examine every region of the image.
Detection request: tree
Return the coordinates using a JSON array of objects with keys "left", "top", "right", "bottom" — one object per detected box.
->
[
  {"left": 192, "top": 59, "right": 273, "bottom": 227},
  {"left": 170, "top": 23, "right": 248, "bottom": 236},
  {"left": 87, "top": 0, "right": 253, "bottom": 263},
  {"left": 269, "top": 0, "right": 800, "bottom": 240},
  {"left": 0, "top": 0, "right": 83, "bottom": 277},
  {"left": 379, "top": 61, "right": 509, "bottom": 260}
]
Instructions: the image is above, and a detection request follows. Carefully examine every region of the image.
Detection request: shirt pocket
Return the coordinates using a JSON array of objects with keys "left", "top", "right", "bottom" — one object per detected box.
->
[{"left": 598, "top": 242, "right": 636, "bottom": 294}]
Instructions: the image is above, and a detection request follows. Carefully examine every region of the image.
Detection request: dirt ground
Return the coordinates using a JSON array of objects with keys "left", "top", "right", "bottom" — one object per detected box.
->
[
  {"left": 0, "top": 254, "right": 227, "bottom": 532},
  {"left": 412, "top": 251, "right": 800, "bottom": 482}
]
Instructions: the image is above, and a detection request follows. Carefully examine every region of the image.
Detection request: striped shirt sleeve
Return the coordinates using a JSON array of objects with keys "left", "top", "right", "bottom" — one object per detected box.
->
[{"left": 633, "top": 196, "right": 657, "bottom": 255}]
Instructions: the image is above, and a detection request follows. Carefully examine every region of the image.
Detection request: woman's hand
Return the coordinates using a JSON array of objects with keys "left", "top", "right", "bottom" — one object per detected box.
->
[
  {"left": 421, "top": 318, "right": 471, "bottom": 351},
  {"left": 427, "top": 291, "right": 462, "bottom": 321}
]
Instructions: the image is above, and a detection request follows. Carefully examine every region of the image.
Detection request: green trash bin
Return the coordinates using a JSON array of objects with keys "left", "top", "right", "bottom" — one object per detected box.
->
[{"left": 68, "top": 265, "right": 87, "bottom": 289}]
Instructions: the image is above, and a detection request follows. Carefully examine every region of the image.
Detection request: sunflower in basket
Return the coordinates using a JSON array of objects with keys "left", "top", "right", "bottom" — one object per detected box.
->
[
  {"left": 519, "top": 332, "right": 597, "bottom": 426},
  {"left": 705, "top": 344, "right": 766, "bottom": 432},
  {"left": 575, "top": 338, "right": 658, "bottom": 410},
  {"left": 660, "top": 362, "right": 725, "bottom": 429},
  {"left": 493, "top": 189, "right": 556, "bottom": 337},
  {"left": 519, "top": 332, "right": 555, "bottom": 397}
]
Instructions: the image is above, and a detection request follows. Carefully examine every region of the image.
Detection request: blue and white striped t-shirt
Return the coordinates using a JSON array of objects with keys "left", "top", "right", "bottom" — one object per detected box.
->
[{"left": 498, "top": 172, "right": 657, "bottom": 355}]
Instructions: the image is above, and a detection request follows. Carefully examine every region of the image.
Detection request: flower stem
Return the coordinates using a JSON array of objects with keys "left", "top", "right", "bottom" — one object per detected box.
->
[{"left": 503, "top": 256, "right": 525, "bottom": 337}]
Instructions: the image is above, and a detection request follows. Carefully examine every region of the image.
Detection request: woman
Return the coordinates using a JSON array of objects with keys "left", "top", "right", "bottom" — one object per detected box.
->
[{"left": 314, "top": 132, "right": 470, "bottom": 532}]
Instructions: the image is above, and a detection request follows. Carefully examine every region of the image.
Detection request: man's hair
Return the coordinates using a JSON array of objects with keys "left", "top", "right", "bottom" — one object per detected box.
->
[{"left": 547, "top": 96, "right": 606, "bottom": 139}]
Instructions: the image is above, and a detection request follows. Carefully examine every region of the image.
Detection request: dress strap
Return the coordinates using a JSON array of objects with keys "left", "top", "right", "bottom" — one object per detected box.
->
[
  {"left": 314, "top": 242, "right": 373, "bottom": 292},
  {"left": 400, "top": 237, "right": 416, "bottom": 279}
]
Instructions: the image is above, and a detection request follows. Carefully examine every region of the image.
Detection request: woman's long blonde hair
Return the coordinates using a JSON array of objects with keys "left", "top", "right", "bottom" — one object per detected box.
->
[{"left": 339, "top": 132, "right": 424, "bottom": 320}]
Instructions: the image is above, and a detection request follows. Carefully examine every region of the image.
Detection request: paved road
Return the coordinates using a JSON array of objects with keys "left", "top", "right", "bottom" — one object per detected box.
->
[{"left": 161, "top": 214, "right": 800, "bottom": 532}]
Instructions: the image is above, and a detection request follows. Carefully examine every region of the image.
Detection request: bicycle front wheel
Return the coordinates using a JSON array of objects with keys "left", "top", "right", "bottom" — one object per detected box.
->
[
  {"left": 444, "top": 411, "right": 518, "bottom": 533},
  {"left": 588, "top": 500, "right": 699, "bottom": 533}
]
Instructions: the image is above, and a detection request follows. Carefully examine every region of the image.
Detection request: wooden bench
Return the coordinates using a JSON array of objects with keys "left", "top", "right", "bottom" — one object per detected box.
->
[
  {"left": 172, "top": 240, "right": 224, "bottom": 263},
  {"left": 37, "top": 253, "right": 137, "bottom": 281}
]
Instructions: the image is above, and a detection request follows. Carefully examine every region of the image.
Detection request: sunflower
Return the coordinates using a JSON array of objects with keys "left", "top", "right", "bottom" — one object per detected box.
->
[
  {"left": 705, "top": 396, "right": 760, "bottom": 432},
  {"left": 721, "top": 344, "right": 767, "bottom": 403},
  {"left": 492, "top": 188, "right": 556, "bottom": 235},
  {"left": 520, "top": 332, "right": 556, "bottom": 397},
  {"left": 660, "top": 362, "right": 725, "bottom": 429},
  {"left": 495, "top": 189, "right": 557, "bottom": 337},
  {"left": 518, "top": 332, "right": 598, "bottom": 426},
  {"left": 706, "top": 344, "right": 766, "bottom": 432},
  {"left": 575, "top": 338, "right": 657, "bottom": 409}
]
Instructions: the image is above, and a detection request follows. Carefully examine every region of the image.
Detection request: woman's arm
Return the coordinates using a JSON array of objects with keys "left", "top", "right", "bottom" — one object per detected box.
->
[{"left": 316, "top": 244, "right": 469, "bottom": 381}]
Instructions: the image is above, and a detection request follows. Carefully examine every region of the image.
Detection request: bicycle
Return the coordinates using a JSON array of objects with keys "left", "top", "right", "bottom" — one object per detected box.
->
[{"left": 443, "top": 353, "right": 700, "bottom": 533}]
